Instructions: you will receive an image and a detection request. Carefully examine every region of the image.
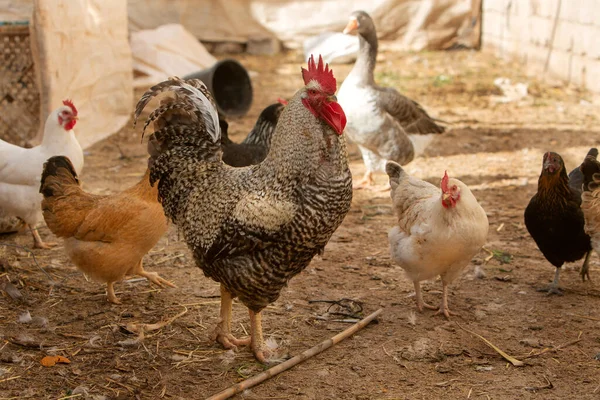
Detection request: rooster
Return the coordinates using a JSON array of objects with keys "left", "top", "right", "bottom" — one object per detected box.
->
[
  {"left": 134, "top": 55, "right": 352, "bottom": 363},
  {"left": 386, "top": 162, "right": 488, "bottom": 318},
  {"left": 0, "top": 100, "right": 83, "bottom": 248},
  {"left": 39, "top": 156, "right": 174, "bottom": 304},
  {"left": 221, "top": 101, "right": 286, "bottom": 167},
  {"left": 524, "top": 150, "right": 593, "bottom": 293},
  {"left": 580, "top": 149, "right": 600, "bottom": 269}
]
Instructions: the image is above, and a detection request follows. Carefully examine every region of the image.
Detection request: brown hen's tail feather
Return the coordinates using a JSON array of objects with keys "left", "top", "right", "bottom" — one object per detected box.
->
[{"left": 39, "top": 156, "right": 80, "bottom": 198}]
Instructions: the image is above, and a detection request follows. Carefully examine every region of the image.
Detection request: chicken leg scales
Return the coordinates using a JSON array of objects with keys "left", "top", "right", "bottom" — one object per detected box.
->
[
  {"left": 414, "top": 281, "right": 437, "bottom": 312},
  {"left": 434, "top": 281, "right": 458, "bottom": 319},
  {"left": 580, "top": 251, "right": 592, "bottom": 282},
  {"left": 30, "top": 225, "right": 56, "bottom": 249},
  {"left": 212, "top": 285, "right": 251, "bottom": 349},
  {"left": 537, "top": 267, "right": 563, "bottom": 295}
]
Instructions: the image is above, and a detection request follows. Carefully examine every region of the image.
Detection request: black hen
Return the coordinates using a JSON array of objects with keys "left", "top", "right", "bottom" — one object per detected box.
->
[
  {"left": 221, "top": 101, "right": 286, "bottom": 167},
  {"left": 524, "top": 150, "right": 594, "bottom": 293}
]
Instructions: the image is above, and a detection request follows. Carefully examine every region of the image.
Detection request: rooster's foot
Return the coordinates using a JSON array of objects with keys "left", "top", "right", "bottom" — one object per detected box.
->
[
  {"left": 252, "top": 342, "right": 289, "bottom": 365},
  {"left": 213, "top": 331, "right": 251, "bottom": 350}
]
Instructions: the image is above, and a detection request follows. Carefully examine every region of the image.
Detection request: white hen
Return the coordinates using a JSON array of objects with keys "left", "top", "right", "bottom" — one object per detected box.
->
[
  {"left": 386, "top": 161, "right": 488, "bottom": 318},
  {"left": 0, "top": 100, "right": 83, "bottom": 248}
]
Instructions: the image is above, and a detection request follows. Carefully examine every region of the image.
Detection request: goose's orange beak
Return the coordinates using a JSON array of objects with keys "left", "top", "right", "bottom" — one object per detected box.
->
[{"left": 343, "top": 18, "right": 358, "bottom": 34}]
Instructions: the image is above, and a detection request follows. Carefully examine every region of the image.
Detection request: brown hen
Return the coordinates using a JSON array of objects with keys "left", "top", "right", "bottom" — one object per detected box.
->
[{"left": 40, "top": 156, "right": 174, "bottom": 304}]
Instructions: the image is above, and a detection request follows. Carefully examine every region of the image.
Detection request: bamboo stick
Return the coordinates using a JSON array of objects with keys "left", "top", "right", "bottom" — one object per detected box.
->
[{"left": 206, "top": 308, "right": 384, "bottom": 400}]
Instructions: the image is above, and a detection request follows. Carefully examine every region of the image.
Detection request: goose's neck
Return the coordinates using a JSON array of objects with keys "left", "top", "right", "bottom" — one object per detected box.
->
[{"left": 348, "top": 31, "right": 378, "bottom": 85}]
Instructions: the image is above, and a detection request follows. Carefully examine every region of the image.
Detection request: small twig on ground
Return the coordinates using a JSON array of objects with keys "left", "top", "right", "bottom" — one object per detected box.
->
[
  {"left": 0, "top": 375, "right": 21, "bottom": 383},
  {"left": 522, "top": 335, "right": 582, "bottom": 359},
  {"left": 525, "top": 375, "right": 553, "bottom": 391},
  {"left": 106, "top": 377, "right": 135, "bottom": 393},
  {"left": 56, "top": 394, "right": 82, "bottom": 400},
  {"left": 571, "top": 314, "right": 600, "bottom": 322},
  {"left": 206, "top": 308, "right": 383, "bottom": 400},
  {"left": 0, "top": 242, "right": 53, "bottom": 282},
  {"left": 456, "top": 322, "right": 524, "bottom": 367}
]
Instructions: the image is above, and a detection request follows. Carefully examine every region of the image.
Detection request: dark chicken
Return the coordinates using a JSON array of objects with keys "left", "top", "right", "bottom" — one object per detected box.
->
[
  {"left": 524, "top": 150, "right": 593, "bottom": 293},
  {"left": 221, "top": 100, "right": 286, "bottom": 167},
  {"left": 580, "top": 148, "right": 600, "bottom": 264},
  {"left": 134, "top": 55, "right": 352, "bottom": 363}
]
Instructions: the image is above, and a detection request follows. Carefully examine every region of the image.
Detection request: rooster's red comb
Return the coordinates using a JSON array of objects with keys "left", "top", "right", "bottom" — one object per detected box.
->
[
  {"left": 62, "top": 99, "right": 78, "bottom": 116},
  {"left": 301, "top": 54, "right": 337, "bottom": 95},
  {"left": 277, "top": 98, "right": 288, "bottom": 105},
  {"left": 441, "top": 171, "right": 449, "bottom": 192}
]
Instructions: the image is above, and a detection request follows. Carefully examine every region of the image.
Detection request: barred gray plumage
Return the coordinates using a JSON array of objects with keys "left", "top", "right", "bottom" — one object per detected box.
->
[{"left": 134, "top": 72, "right": 352, "bottom": 362}]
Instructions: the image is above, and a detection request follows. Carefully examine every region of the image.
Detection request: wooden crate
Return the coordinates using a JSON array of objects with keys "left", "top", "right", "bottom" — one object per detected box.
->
[{"left": 0, "top": 22, "right": 40, "bottom": 147}]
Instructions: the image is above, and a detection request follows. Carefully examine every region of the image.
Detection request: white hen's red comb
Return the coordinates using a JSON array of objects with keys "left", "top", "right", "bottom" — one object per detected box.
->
[
  {"left": 62, "top": 99, "right": 78, "bottom": 116},
  {"left": 441, "top": 171, "right": 449, "bottom": 192}
]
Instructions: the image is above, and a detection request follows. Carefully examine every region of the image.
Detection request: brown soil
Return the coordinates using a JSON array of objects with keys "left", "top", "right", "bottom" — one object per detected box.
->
[{"left": 1, "top": 50, "right": 600, "bottom": 400}]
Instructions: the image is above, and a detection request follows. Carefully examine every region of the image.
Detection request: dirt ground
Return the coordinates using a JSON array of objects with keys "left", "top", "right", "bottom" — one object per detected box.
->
[{"left": 1, "top": 49, "right": 600, "bottom": 400}]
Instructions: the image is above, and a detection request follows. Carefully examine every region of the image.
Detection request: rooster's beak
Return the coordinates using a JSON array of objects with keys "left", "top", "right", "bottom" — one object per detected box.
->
[
  {"left": 72, "top": 116, "right": 79, "bottom": 121},
  {"left": 442, "top": 193, "right": 451, "bottom": 202},
  {"left": 343, "top": 18, "right": 358, "bottom": 34},
  {"left": 327, "top": 95, "right": 338, "bottom": 102}
]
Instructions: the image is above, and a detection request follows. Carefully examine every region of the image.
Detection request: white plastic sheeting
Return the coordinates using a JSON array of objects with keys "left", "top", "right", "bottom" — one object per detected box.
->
[
  {"left": 0, "top": 0, "right": 133, "bottom": 149},
  {"left": 127, "top": 0, "right": 473, "bottom": 51},
  {"left": 30, "top": 0, "right": 133, "bottom": 149},
  {"left": 131, "top": 24, "right": 217, "bottom": 89}
]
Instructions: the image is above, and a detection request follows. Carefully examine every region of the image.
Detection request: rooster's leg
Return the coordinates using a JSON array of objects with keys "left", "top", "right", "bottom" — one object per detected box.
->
[
  {"left": 434, "top": 281, "right": 457, "bottom": 319},
  {"left": 212, "top": 285, "right": 250, "bottom": 349},
  {"left": 106, "top": 282, "right": 122, "bottom": 304},
  {"left": 580, "top": 251, "right": 592, "bottom": 282},
  {"left": 537, "top": 267, "right": 563, "bottom": 295},
  {"left": 249, "top": 309, "right": 287, "bottom": 364},
  {"left": 29, "top": 225, "right": 56, "bottom": 249},
  {"left": 133, "top": 260, "right": 176, "bottom": 288},
  {"left": 414, "top": 281, "right": 436, "bottom": 312}
]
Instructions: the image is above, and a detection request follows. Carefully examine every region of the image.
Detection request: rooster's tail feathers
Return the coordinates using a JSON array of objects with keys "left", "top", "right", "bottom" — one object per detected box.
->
[
  {"left": 39, "top": 156, "right": 79, "bottom": 198},
  {"left": 134, "top": 77, "right": 220, "bottom": 143}
]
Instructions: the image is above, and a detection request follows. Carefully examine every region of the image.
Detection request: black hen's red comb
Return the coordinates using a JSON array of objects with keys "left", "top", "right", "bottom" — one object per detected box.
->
[
  {"left": 62, "top": 99, "right": 78, "bottom": 116},
  {"left": 301, "top": 54, "right": 337, "bottom": 95}
]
